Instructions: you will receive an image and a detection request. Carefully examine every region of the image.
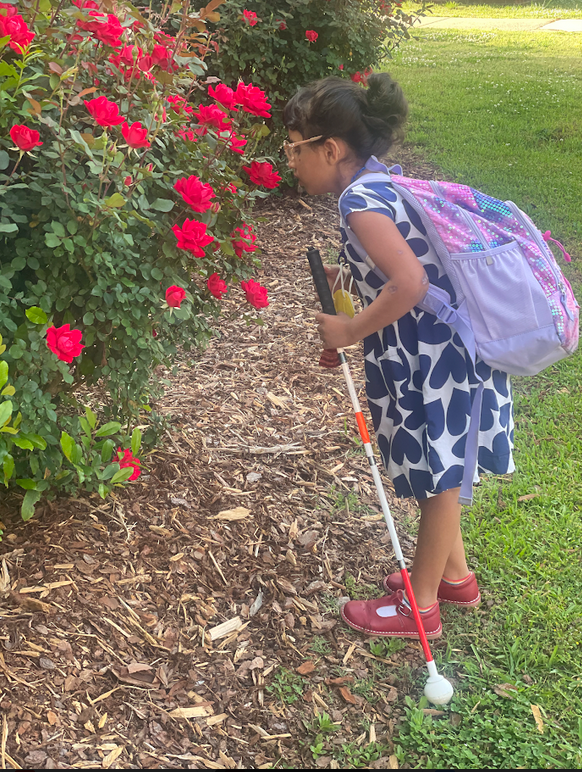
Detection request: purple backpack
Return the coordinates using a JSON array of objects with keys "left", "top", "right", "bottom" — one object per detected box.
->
[{"left": 339, "top": 158, "right": 579, "bottom": 503}]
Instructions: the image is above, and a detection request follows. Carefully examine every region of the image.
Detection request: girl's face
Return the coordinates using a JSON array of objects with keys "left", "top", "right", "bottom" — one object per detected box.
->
[{"left": 286, "top": 130, "right": 337, "bottom": 195}]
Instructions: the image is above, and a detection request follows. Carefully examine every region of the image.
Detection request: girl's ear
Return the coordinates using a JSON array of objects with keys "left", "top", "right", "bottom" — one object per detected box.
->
[{"left": 323, "top": 137, "right": 347, "bottom": 165}]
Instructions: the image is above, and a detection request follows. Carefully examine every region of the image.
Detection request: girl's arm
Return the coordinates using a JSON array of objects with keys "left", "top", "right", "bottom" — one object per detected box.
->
[{"left": 316, "top": 211, "right": 428, "bottom": 349}]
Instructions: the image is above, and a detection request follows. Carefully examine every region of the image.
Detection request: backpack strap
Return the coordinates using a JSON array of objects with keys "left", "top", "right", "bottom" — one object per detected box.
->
[{"left": 339, "top": 161, "right": 483, "bottom": 506}]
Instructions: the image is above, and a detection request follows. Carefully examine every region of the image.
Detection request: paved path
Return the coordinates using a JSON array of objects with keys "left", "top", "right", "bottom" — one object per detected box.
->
[{"left": 414, "top": 16, "right": 582, "bottom": 32}]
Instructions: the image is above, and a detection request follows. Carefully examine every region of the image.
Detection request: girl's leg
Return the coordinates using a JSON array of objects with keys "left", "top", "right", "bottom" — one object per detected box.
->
[{"left": 410, "top": 487, "right": 468, "bottom": 608}]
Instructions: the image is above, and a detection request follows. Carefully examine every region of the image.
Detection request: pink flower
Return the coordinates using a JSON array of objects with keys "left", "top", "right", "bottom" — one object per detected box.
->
[
  {"left": 121, "top": 121, "right": 150, "bottom": 149},
  {"left": 208, "top": 83, "right": 238, "bottom": 111},
  {"left": 242, "top": 9, "right": 258, "bottom": 26},
  {"left": 194, "top": 104, "right": 231, "bottom": 134},
  {"left": 165, "top": 285, "right": 186, "bottom": 308},
  {"left": 305, "top": 30, "right": 318, "bottom": 43},
  {"left": 10, "top": 124, "right": 42, "bottom": 151},
  {"left": 243, "top": 160, "right": 281, "bottom": 189},
  {"left": 172, "top": 219, "right": 214, "bottom": 257},
  {"left": 207, "top": 273, "right": 227, "bottom": 299},
  {"left": 0, "top": 13, "right": 35, "bottom": 53},
  {"left": 46, "top": 325, "right": 85, "bottom": 363},
  {"left": 173, "top": 175, "right": 215, "bottom": 212},
  {"left": 232, "top": 223, "right": 257, "bottom": 257},
  {"left": 241, "top": 279, "right": 269, "bottom": 309},
  {"left": 84, "top": 96, "right": 125, "bottom": 127},
  {"left": 234, "top": 82, "right": 271, "bottom": 119},
  {"left": 117, "top": 447, "right": 141, "bottom": 480}
]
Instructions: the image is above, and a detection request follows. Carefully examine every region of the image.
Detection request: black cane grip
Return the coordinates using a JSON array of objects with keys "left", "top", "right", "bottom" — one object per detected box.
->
[{"left": 307, "top": 248, "right": 336, "bottom": 316}]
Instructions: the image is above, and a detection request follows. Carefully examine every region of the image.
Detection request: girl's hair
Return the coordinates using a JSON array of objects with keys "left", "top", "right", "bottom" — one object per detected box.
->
[{"left": 283, "top": 73, "right": 408, "bottom": 160}]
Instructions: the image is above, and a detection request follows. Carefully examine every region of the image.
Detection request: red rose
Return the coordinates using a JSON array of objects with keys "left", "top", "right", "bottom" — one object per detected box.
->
[
  {"left": 92, "top": 14, "right": 123, "bottom": 48},
  {"left": 84, "top": 96, "right": 125, "bottom": 127},
  {"left": 232, "top": 223, "right": 257, "bottom": 257},
  {"left": 173, "top": 175, "right": 215, "bottom": 212},
  {"left": 172, "top": 219, "right": 214, "bottom": 256},
  {"left": 167, "top": 94, "right": 193, "bottom": 115},
  {"left": 151, "top": 43, "right": 171, "bottom": 69},
  {"left": 241, "top": 279, "right": 269, "bottom": 310},
  {"left": 305, "top": 30, "right": 318, "bottom": 43},
  {"left": 207, "top": 273, "right": 227, "bottom": 299},
  {"left": 242, "top": 9, "right": 258, "bottom": 26},
  {"left": 124, "top": 175, "right": 133, "bottom": 186},
  {"left": 117, "top": 447, "right": 141, "bottom": 480},
  {"left": 46, "top": 324, "right": 85, "bottom": 363},
  {"left": 208, "top": 83, "right": 238, "bottom": 111},
  {"left": 0, "top": 13, "right": 35, "bottom": 53},
  {"left": 277, "top": 20, "right": 287, "bottom": 31},
  {"left": 165, "top": 285, "right": 187, "bottom": 308},
  {"left": 177, "top": 126, "right": 196, "bottom": 142},
  {"left": 234, "top": 82, "right": 271, "bottom": 119},
  {"left": 109, "top": 45, "right": 142, "bottom": 70},
  {"left": 0, "top": 3, "right": 19, "bottom": 17},
  {"left": 228, "top": 134, "right": 247, "bottom": 155},
  {"left": 10, "top": 124, "right": 42, "bottom": 152},
  {"left": 194, "top": 104, "right": 231, "bottom": 134},
  {"left": 122, "top": 121, "right": 151, "bottom": 149},
  {"left": 243, "top": 160, "right": 281, "bottom": 189}
]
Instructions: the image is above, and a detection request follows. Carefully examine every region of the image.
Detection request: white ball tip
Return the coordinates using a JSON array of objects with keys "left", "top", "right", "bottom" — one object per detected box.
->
[{"left": 424, "top": 675, "right": 454, "bottom": 705}]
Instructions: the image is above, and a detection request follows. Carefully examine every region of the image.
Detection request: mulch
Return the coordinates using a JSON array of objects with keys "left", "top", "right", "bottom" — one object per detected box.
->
[{"left": 0, "top": 147, "right": 454, "bottom": 770}]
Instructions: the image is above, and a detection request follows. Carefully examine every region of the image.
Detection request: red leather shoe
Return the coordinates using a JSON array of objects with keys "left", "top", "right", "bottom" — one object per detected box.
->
[
  {"left": 340, "top": 590, "right": 442, "bottom": 639},
  {"left": 382, "top": 571, "right": 481, "bottom": 607}
]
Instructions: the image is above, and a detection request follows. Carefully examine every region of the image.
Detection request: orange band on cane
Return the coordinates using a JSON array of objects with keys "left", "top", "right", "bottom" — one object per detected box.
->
[{"left": 355, "top": 412, "right": 370, "bottom": 444}]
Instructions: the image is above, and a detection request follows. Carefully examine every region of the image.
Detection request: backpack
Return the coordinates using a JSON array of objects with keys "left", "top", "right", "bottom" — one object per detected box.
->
[{"left": 338, "top": 157, "right": 579, "bottom": 504}]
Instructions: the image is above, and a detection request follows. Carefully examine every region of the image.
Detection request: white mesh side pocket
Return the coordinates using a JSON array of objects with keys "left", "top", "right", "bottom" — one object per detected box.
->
[{"left": 449, "top": 241, "right": 552, "bottom": 344}]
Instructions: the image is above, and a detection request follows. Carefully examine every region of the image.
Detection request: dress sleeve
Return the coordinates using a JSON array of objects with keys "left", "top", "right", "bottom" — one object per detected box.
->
[{"left": 339, "top": 181, "right": 398, "bottom": 223}]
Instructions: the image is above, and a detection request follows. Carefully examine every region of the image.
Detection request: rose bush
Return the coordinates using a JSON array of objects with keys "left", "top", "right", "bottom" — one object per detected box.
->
[
  {"left": 0, "top": 0, "right": 273, "bottom": 523},
  {"left": 199, "top": 0, "right": 428, "bottom": 163}
]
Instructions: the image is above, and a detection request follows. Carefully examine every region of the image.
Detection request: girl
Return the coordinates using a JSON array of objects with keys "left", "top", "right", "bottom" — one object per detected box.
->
[{"left": 282, "top": 74, "right": 514, "bottom": 639}]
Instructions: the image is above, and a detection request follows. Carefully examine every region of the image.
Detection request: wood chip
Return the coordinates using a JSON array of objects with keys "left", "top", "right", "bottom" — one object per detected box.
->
[
  {"left": 530, "top": 704, "right": 544, "bottom": 733},
  {"left": 211, "top": 507, "right": 251, "bottom": 521},
  {"left": 296, "top": 661, "right": 316, "bottom": 676},
  {"left": 208, "top": 616, "right": 242, "bottom": 641},
  {"left": 206, "top": 713, "right": 228, "bottom": 727},
  {"left": 169, "top": 705, "right": 214, "bottom": 719}
]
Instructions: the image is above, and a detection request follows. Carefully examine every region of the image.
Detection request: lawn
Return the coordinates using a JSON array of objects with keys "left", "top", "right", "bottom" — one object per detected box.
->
[
  {"left": 403, "top": 0, "right": 582, "bottom": 18},
  {"left": 381, "top": 29, "right": 582, "bottom": 769}
]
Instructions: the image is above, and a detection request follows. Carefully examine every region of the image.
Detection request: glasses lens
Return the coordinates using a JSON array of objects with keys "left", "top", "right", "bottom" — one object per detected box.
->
[{"left": 283, "top": 142, "right": 293, "bottom": 161}]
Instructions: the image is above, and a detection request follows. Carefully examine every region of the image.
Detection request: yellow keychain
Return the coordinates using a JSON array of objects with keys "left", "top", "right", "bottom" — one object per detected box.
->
[{"left": 332, "top": 266, "right": 356, "bottom": 318}]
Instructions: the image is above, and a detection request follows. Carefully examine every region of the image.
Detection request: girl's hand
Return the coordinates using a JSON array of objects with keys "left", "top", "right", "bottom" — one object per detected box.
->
[
  {"left": 315, "top": 311, "right": 354, "bottom": 349},
  {"left": 323, "top": 264, "right": 340, "bottom": 294}
]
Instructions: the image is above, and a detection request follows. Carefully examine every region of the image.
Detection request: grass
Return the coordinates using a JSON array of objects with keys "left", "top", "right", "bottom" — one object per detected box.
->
[
  {"left": 381, "top": 29, "right": 582, "bottom": 769},
  {"left": 403, "top": 0, "right": 582, "bottom": 18}
]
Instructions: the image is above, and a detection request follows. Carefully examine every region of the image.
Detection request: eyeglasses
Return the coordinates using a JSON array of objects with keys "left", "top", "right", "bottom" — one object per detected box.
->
[{"left": 282, "top": 135, "right": 323, "bottom": 161}]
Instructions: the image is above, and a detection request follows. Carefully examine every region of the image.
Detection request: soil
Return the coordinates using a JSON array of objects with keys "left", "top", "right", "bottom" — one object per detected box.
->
[{"left": 0, "top": 146, "right": 452, "bottom": 770}]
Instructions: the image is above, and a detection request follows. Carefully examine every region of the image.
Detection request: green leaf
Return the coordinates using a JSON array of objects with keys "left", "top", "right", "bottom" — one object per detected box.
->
[
  {"left": 111, "top": 466, "right": 133, "bottom": 484},
  {"left": 21, "top": 489, "right": 41, "bottom": 521},
  {"left": 0, "top": 361, "right": 7, "bottom": 390},
  {"left": 25, "top": 306, "right": 48, "bottom": 325},
  {"left": 51, "top": 221, "right": 66, "bottom": 238},
  {"left": 98, "top": 483, "right": 109, "bottom": 499},
  {"left": 8, "top": 344, "right": 23, "bottom": 360},
  {"left": 45, "top": 233, "right": 61, "bottom": 248},
  {"left": 0, "top": 150, "right": 8, "bottom": 171},
  {"left": 0, "top": 223, "right": 18, "bottom": 234},
  {"left": 101, "top": 438, "right": 115, "bottom": 462},
  {"left": 16, "top": 478, "right": 37, "bottom": 490},
  {"left": 1, "top": 385, "right": 14, "bottom": 397},
  {"left": 12, "top": 437, "right": 34, "bottom": 450},
  {"left": 85, "top": 405, "right": 97, "bottom": 430},
  {"left": 67, "top": 219, "right": 78, "bottom": 235},
  {"left": 151, "top": 198, "right": 175, "bottom": 212},
  {"left": 3, "top": 453, "right": 14, "bottom": 485},
  {"left": 18, "top": 432, "right": 47, "bottom": 450},
  {"left": 131, "top": 427, "right": 142, "bottom": 456},
  {"left": 83, "top": 312, "right": 94, "bottom": 325},
  {"left": 0, "top": 400, "right": 12, "bottom": 427},
  {"left": 101, "top": 462, "right": 119, "bottom": 480},
  {"left": 60, "top": 430, "right": 75, "bottom": 461},
  {"left": 79, "top": 416, "right": 91, "bottom": 437},
  {"left": 104, "top": 193, "right": 125, "bottom": 208},
  {"left": 95, "top": 421, "right": 122, "bottom": 438}
]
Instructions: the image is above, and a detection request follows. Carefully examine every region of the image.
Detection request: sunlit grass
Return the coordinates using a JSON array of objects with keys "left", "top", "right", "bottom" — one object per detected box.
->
[{"left": 403, "top": 0, "right": 582, "bottom": 18}]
